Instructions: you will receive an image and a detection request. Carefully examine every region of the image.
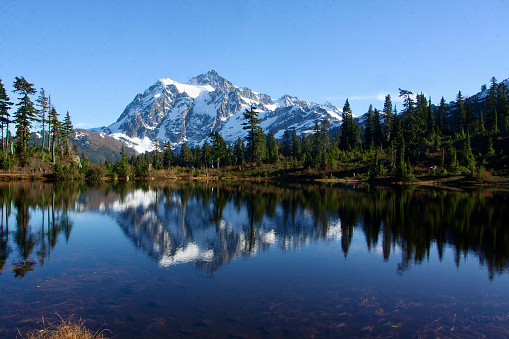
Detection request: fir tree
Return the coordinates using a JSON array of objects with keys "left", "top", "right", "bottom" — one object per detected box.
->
[
  {"left": 0, "top": 79, "right": 13, "bottom": 151},
  {"left": 291, "top": 128, "right": 301, "bottom": 159},
  {"left": 436, "top": 97, "right": 447, "bottom": 134},
  {"left": 486, "top": 77, "right": 499, "bottom": 134},
  {"left": 242, "top": 105, "right": 263, "bottom": 163},
  {"left": 266, "top": 131, "right": 279, "bottom": 163},
  {"left": 61, "top": 111, "right": 73, "bottom": 154},
  {"left": 233, "top": 137, "right": 245, "bottom": 166},
  {"left": 340, "top": 99, "right": 358, "bottom": 150},
  {"left": 179, "top": 142, "right": 194, "bottom": 167},
  {"left": 383, "top": 94, "right": 392, "bottom": 145},
  {"left": 12, "top": 76, "right": 37, "bottom": 162},
  {"left": 364, "top": 104, "right": 375, "bottom": 149},
  {"left": 373, "top": 108, "right": 383, "bottom": 147},
  {"left": 163, "top": 141, "right": 173, "bottom": 168},
  {"left": 36, "top": 88, "right": 49, "bottom": 151},
  {"left": 455, "top": 91, "right": 466, "bottom": 133},
  {"left": 210, "top": 131, "right": 227, "bottom": 168},
  {"left": 48, "top": 106, "right": 60, "bottom": 164}
]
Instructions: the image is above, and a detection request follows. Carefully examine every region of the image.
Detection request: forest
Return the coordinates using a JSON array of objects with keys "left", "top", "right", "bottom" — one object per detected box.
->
[{"left": 1, "top": 75, "right": 508, "bottom": 183}]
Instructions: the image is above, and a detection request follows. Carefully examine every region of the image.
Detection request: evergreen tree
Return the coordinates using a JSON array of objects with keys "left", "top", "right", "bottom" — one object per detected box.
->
[
  {"left": 436, "top": 97, "right": 447, "bottom": 134},
  {"left": 210, "top": 131, "right": 227, "bottom": 168},
  {"left": 36, "top": 88, "right": 49, "bottom": 151},
  {"left": 496, "top": 82, "right": 509, "bottom": 135},
  {"left": 486, "top": 77, "right": 499, "bottom": 134},
  {"left": 233, "top": 137, "right": 245, "bottom": 166},
  {"left": 201, "top": 140, "right": 212, "bottom": 168},
  {"left": 383, "top": 94, "right": 393, "bottom": 145},
  {"left": 0, "top": 79, "right": 13, "bottom": 151},
  {"left": 12, "top": 76, "right": 37, "bottom": 160},
  {"left": 163, "top": 141, "right": 173, "bottom": 168},
  {"left": 373, "top": 108, "right": 383, "bottom": 147},
  {"left": 242, "top": 105, "right": 263, "bottom": 163},
  {"left": 266, "top": 131, "right": 279, "bottom": 163},
  {"left": 340, "top": 99, "right": 359, "bottom": 150},
  {"left": 455, "top": 91, "right": 466, "bottom": 133},
  {"left": 364, "top": 104, "right": 375, "bottom": 149},
  {"left": 291, "top": 128, "right": 301, "bottom": 159},
  {"left": 179, "top": 142, "right": 194, "bottom": 167},
  {"left": 61, "top": 111, "right": 73, "bottom": 154},
  {"left": 426, "top": 97, "right": 434, "bottom": 135},
  {"left": 464, "top": 97, "right": 475, "bottom": 134},
  {"left": 281, "top": 127, "right": 291, "bottom": 157},
  {"left": 462, "top": 134, "right": 475, "bottom": 174},
  {"left": 47, "top": 106, "right": 60, "bottom": 164}
]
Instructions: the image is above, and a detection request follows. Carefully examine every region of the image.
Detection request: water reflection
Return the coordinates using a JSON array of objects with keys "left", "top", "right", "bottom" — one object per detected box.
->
[
  {"left": 0, "top": 182, "right": 78, "bottom": 278},
  {"left": 1, "top": 182, "right": 508, "bottom": 280}
]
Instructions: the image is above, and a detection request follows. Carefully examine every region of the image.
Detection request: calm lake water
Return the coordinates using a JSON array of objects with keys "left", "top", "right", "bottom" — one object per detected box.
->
[{"left": 0, "top": 181, "right": 508, "bottom": 338}]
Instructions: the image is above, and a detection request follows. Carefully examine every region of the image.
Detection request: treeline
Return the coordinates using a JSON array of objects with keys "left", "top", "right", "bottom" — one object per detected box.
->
[
  {"left": 0, "top": 76, "right": 75, "bottom": 169},
  {"left": 123, "top": 77, "right": 508, "bottom": 180}
]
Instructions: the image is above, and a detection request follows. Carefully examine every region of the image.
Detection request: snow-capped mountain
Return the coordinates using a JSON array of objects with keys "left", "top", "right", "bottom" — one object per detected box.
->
[{"left": 93, "top": 70, "right": 343, "bottom": 153}]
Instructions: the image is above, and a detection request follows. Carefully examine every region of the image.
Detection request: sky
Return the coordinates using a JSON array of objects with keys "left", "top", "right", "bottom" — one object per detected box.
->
[{"left": 1, "top": 0, "right": 509, "bottom": 129}]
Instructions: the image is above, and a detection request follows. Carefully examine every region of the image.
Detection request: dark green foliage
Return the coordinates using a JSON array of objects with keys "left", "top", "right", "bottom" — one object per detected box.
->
[
  {"left": 266, "top": 131, "right": 279, "bottom": 164},
  {"left": 0, "top": 79, "right": 13, "bottom": 151},
  {"left": 210, "top": 131, "right": 228, "bottom": 168},
  {"left": 12, "top": 76, "right": 37, "bottom": 162},
  {"left": 242, "top": 105, "right": 263, "bottom": 163},
  {"left": 340, "top": 99, "right": 359, "bottom": 150},
  {"left": 383, "top": 95, "right": 392, "bottom": 145}
]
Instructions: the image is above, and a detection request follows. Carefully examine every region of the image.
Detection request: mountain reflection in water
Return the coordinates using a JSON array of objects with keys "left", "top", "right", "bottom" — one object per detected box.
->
[{"left": 1, "top": 181, "right": 508, "bottom": 280}]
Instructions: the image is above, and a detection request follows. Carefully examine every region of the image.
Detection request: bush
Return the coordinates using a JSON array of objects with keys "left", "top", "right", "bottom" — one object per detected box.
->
[{"left": 86, "top": 164, "right": 106, "bottom": 181}]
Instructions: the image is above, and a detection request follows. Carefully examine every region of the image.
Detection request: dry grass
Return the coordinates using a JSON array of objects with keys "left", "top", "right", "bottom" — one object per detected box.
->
[{"left": 21, "top": 315, "right": 108, "bottom": 339}]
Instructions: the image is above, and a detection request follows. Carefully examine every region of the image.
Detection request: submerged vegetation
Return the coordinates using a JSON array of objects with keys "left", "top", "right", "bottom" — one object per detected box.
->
[{"left": 21, "top": 315, "right": 108, "bottom": 339}]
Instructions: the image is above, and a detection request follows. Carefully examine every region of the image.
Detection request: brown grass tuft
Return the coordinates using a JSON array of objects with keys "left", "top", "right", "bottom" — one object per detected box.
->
[{"left": 21, "top": 315, "right": 108, "bottom": 339}]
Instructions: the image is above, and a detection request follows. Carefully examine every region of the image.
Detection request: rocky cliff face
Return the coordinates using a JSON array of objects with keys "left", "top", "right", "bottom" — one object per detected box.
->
[{"left": 93, "top": 70, "right": 343, "bottom": 152}]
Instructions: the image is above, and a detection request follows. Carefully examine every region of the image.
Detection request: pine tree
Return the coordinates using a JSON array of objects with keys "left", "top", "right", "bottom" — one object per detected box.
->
[
  {"left": 340, "top": 99, "right": 358, "bottom": 150},
  {"left": 496, "top": 82, "right": 509, "bottom": 135},
  {"left": 12, "top": 76, "right": 37, "bottom": 161},
  {"left": 163, "top": 141, "right": 173, "bottom": 168},
  {"left": 281, "top": 128, "right": 291, "bottom": 157},
  {"left": 36, "top": 88, "right": 49, "bottom": 151},
  {"left": 61, "top": 111, "right": 73, "bottom": 155},
  {"left": 486, "top": 77, "right": 499, "bottom": 134},
  {"left": 179, "top": 142, "right": 194, "bottom": 167},
  {"left": 455, "top": 91, "right": 466, "bottom": 133},
  {"left": 426, "top": 97, "right": 434, "bottom": 135},
  {"left": 0, "top": 79, "right": 13, "bottom": 151},
  {"left": 233, "top": 137, "right": 245, "bottom": 166},
  {"left": 436, "top": 97, "right": 447, "bottom": 134},
  {"left": 383, "top": 94, "right": 392, "bottom": 146},
  {"left": 364, "top": 104, "right": 375, "bottom": 149},
  {"left": 242, "top": 105, "right": 263, "bottom": 163},
  {"left": 291, "top": 128, "right": 301, "bottom": 159},
  {"left": 210, "top": 131, "right": 227, "bottom": 168},
  {"left": 464, "top": 97, "right": 475, "bottom": 134},
  {"left": 266, "top": 131, "right": 279, "bottom": 163},
  {"left": 373, "top": 108, "right": 383, "bottom": 147},
  {"left": 48, "top": 106, "right": 60, "bottom": 164}
]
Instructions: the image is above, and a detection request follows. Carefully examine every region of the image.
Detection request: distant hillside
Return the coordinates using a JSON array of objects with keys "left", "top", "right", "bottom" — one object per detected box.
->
[{"left": 31, "top": 129, "right": 136, "bottom": 164}]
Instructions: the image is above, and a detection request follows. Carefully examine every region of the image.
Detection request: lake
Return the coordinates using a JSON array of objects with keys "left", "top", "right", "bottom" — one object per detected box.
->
[{"left": 0, "top": 181, "right": 508, "bottom": 338}]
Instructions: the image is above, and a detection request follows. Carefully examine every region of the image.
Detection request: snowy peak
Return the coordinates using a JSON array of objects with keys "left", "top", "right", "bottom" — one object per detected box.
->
[
  {"left": 95, "top": 71, "right": 343, "bottom": 153},
  {"left": 187, "top": 70, "right": 236, "bottom": 93}
]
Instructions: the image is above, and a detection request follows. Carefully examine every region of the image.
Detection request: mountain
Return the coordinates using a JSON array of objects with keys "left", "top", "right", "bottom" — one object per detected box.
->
[
  {"left": 70, "top": 129, "right": 136, "bottom": 163},
  {"left": 92, "top": 70, "right": 343, "bottom": 152}
]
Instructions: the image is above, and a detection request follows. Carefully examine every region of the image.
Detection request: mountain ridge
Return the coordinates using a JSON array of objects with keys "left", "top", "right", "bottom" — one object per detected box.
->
[{"left": 91, "top": 70, "right": 343, "bottom": 153}]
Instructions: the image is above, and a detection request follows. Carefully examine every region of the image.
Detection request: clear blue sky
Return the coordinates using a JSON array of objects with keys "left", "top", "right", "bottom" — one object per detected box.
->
[{"left": 1, "top": 0, "right": 508, "bottom": 129}]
